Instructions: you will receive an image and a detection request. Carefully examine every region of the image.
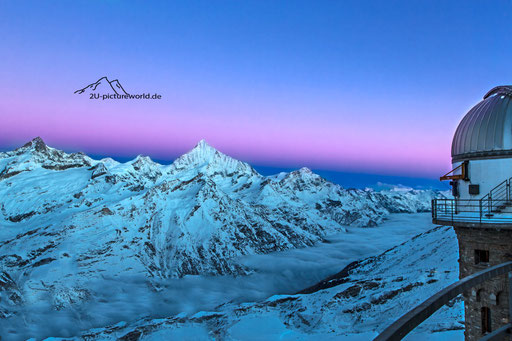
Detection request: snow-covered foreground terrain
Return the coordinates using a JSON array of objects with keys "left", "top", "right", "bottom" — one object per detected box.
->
[
  {"left": 0, "top": 138, "right": 452, "bottom": 339},
  {"left": 46, "top": 220, "right": 463, "bottom": 340},
  {"left": 2, "top": 213, "right": 463, "bottom": 340}
]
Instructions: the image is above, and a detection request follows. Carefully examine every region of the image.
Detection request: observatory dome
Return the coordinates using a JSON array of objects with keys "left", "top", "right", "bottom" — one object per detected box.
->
[{"left": 452, "top": 86, "right": 512, "bottom": 162}]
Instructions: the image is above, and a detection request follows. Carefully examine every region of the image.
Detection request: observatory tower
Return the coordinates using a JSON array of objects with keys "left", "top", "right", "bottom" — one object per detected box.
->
[{"left": 433, "top": 86, "right": 512, "bottom": 339}]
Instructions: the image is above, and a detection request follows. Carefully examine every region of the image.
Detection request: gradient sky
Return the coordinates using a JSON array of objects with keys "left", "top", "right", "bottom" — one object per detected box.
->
[{"left": 1, "top": 1, "right": 512, "bottom": 180}]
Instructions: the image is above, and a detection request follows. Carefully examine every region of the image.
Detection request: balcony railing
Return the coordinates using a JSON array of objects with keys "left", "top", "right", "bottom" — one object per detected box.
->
[
  {"left": 433, "top": 177, "right": 512, "bottom": 225},
  {"left": 432, "top": 198, "right": 512, "bottom": 225}
]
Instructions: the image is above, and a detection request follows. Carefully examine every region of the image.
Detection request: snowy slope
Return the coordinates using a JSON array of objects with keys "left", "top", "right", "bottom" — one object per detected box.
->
[
  {"left": 49, "top": 225, "right": 462, "bottom": 340},
  {"left": 0, "top": 137, "right": 443, "bottom": 276},
  {"left": 0, "top": 138, "right": 446, "bottom": 339}
]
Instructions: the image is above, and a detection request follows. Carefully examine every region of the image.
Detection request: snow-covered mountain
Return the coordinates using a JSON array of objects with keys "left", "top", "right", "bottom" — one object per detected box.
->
[
  {"left": 46, "top": 225, "right": 463, "bottom": 340},
  {"left": 0, "top": 137, "right": 441, "bottom": 274},
  {"left": 0, "top": 137, "right": 446, "bottom": 339}
]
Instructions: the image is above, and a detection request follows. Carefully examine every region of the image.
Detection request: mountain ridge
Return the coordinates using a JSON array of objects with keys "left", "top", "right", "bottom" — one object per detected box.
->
[{"left": 0, "top": 137, "right": 447, "bottom": 339}]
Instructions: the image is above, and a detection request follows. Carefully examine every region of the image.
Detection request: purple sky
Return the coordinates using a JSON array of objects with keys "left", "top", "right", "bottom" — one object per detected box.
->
[{"left": 1, "top": 1, "right": 512, "bottom": 178}]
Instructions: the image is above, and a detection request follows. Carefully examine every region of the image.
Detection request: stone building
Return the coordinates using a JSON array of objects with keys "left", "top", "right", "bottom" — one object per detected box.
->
[{"left": 433, "top": 86, "right": 512, "bottom": 340}]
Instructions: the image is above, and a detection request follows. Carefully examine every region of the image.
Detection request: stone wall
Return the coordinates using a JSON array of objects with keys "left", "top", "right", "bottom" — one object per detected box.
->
[{"left": 454, "top": 226, "right": 512, "bottom": 340}]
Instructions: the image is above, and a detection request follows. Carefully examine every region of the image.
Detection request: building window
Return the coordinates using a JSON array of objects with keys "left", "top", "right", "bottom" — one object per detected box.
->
[
  {"left": 476, "top": 289, "right": 484, "bottom": 302},
  {"left": 481, "top": 307, "right": 491, "bottom": 334},
  {"left": 475, "top": 249, "right": 489, "bottom": 264},
  {"left": 496, "top": 292, "right": 503, "bottom": 306}
]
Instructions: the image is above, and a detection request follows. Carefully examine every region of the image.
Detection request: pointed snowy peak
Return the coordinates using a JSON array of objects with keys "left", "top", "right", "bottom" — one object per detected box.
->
[
  {"left": 287, "top": 167, "right": 318, "bottom": 179},
  {"left": 169, "top": 140, "right": 260, "bottom": 178},
  {"left": 279, "top": 167, "right": 333, "bottom": 191},
  {"left": 171, "top": 140, "right": 223, "bottom": 167},
  {"left": 11, "top": 136, "right": 59, "bottom": 159},
  {"left": 130, "top": 155, "right": 161, "bottom": 170},
  {"left": 132, "top": 154, "right": 155, "bottom": 164},
  {"left": 195, "top": 139, "right": 212, "bottom": 149},
  {"left": 124, "top": 155, "right": 163, "bottom": 182},
  {"left": 189, "top": 139, "right": 220, "bottom": 158},
  {"left": 12, "top": 137, "right": 91, "bottom": 162},
  {"left": 298, "top": 167, "right": 313, "bottom": 174},
  {"left": 0, "top": 138, "right": 94, "bottom": 179},
  {"left": 18, "top": 137, "right": 49, "bottom": 153},
  {"left": 99, "top": 157, "right": 120, "bottom": 168}
]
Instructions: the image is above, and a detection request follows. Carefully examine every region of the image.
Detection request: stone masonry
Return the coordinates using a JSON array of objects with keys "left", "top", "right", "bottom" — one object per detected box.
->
[{"left": 454, "top": 225, "right": 512, "bottom": 340}]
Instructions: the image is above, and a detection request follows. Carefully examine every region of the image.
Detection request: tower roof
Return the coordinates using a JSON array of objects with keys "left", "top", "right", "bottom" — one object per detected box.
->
[{"left": 452, "top": 86, "right": 512, "bottom": 161}]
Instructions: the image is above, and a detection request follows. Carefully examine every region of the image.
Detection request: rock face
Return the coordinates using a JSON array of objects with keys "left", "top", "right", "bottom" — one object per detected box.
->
[{"left": 0, "top": 137, "right": 92, "bottom": 179}]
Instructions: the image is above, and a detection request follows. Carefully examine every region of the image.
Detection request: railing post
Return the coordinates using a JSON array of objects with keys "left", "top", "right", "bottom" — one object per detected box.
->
[
  {"left": 508, "top": 181, "right": 510, "bottom": 202},
  {"left": 510, "top": 177, "right": 512, "bottom": 201},
  {"left": 480, "top": 200, "right": 482, "bottom": 224},
  {"left": 451, "top": 199, "right": 454, "bottom": 222},
  {"left": 509, "top": 272, "right": 512, "bottom": 323}
]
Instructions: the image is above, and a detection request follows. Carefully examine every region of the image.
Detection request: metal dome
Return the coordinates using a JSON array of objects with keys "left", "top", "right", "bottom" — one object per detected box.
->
[{"left": 451, "top": 86, "right": 512, "bottom": 162}]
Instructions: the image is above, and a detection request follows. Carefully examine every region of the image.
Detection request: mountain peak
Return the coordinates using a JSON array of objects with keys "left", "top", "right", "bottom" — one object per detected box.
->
[
  {"left": 298, "top": 167, "right": 313, "bottom": 174},
  {"left": 280, "top": 167, "right": 328, "bottom": 189},
  {"left": 133, "top": 155, "right": 154, "bottom": 163},
  {"left": 19, "top": 137, "right": 48, "bottom": 153},
  {"left": 193, "top": 139, "right": 215, "bottom": 150},
  {"left": 168, "top": 139, "right": 258, "bottom": 177},
  {"left": 131, "top": 155, "right": 160, "bottom": 169},
  {"left": 287, "top": 167, "right": 316, "bottom": 179},
  {"left": 185, "top": 139, "right": 220, "bottom": 160}
]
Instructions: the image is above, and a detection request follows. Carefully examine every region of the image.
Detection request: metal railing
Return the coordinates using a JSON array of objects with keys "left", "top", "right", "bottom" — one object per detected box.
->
[
  {"left": 481, "top": 178, "right": 512, "bottom": 216},
  {"left": 374, "top": 261, "right": 512, "bottom": 341},
  {"left": 432, "top": 198, "right": 512, "bottom": 224},
  {"left": 432, "top": 177, "right": 512, "bottom": 224}
]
